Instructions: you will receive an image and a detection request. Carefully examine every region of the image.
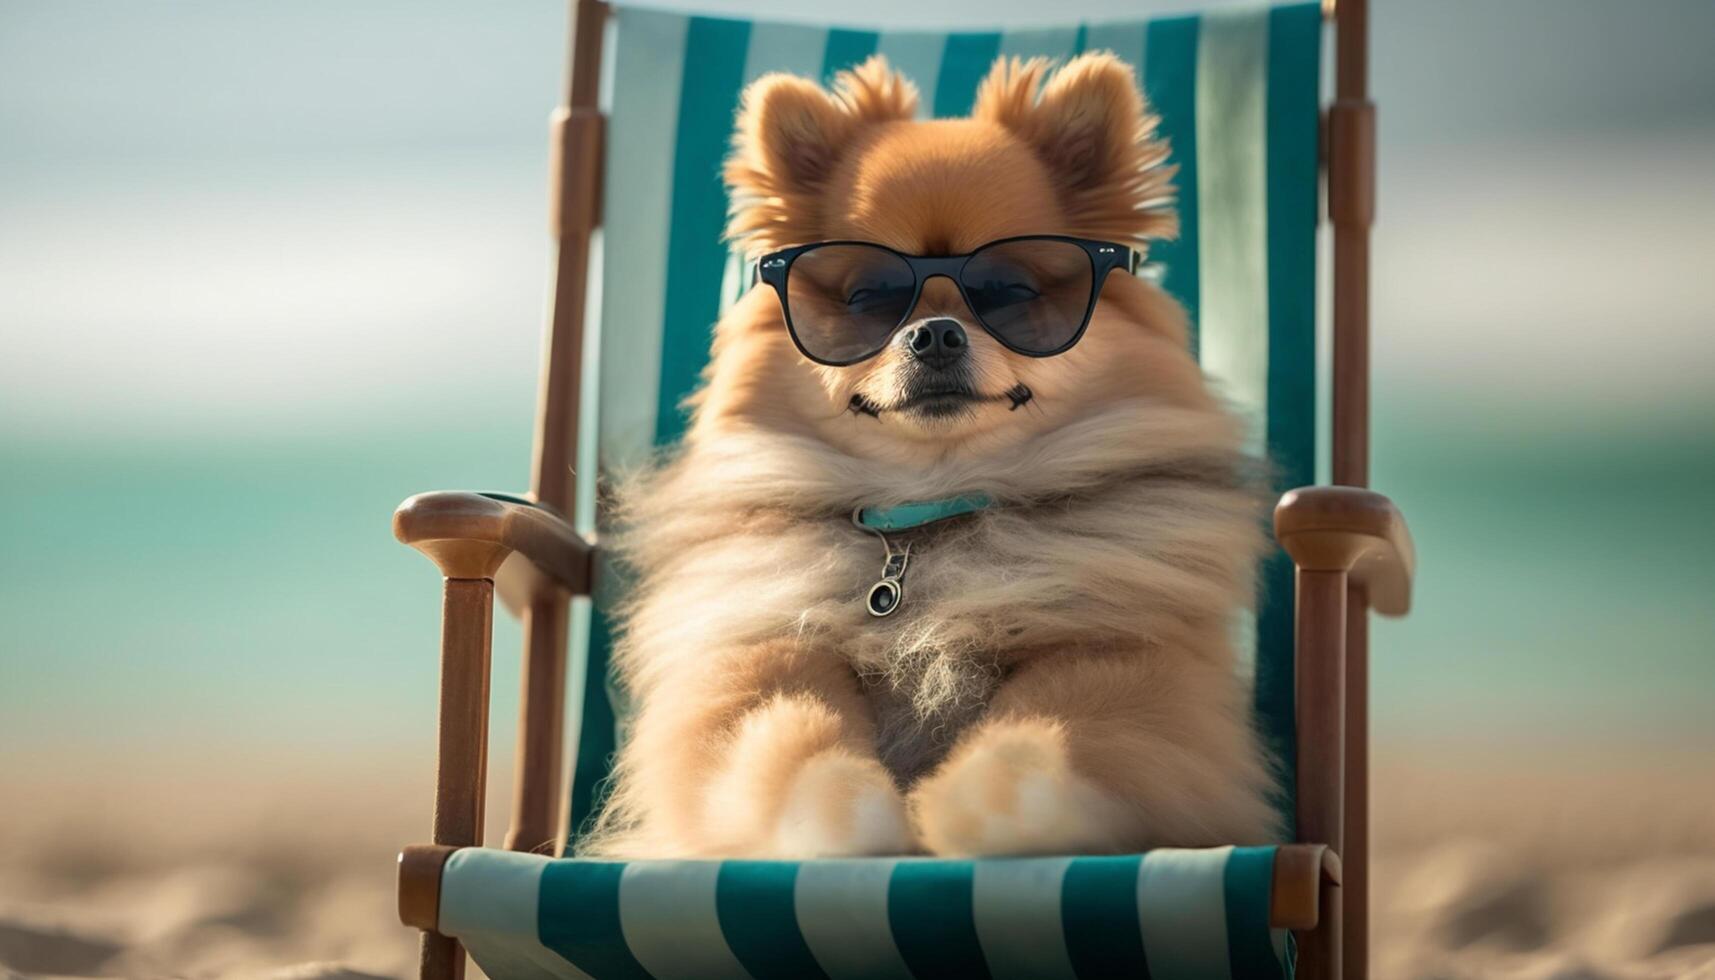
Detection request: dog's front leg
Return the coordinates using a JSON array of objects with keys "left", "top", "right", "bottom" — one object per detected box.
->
[
  {"left": 909, "top": 649, "right": 1279, "bottom": 856},
  {"left": 620, "top": 639, "right": 911, "bottom": 859}
]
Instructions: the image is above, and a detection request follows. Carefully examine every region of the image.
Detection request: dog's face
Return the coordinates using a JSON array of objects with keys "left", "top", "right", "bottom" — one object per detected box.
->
[{"left": 698, "top": 55, "right": 1213, "bottom": 466}]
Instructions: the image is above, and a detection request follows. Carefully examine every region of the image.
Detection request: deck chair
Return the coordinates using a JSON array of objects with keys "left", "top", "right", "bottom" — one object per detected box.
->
[{"left": 390, "top": 0, "right": 1413, "bottom": 977}]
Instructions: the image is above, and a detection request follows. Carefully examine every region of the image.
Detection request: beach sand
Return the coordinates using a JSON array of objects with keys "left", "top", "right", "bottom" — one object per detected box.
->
[{"left": 3, "top": 746, "right": 1712, "bottom": 979}]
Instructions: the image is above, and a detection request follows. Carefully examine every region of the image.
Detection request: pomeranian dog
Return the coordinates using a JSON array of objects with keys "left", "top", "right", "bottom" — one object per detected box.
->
[{"left": 588, "top": 53, "right": 1279, "bottom": 858}]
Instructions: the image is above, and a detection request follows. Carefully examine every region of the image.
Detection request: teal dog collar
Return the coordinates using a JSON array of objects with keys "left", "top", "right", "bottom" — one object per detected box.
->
[
  {"left": 850, "top": 493, "right": 992, "bottom": 617},
  {"left": 853, "top": 493, "right": 993, "bottom": 533}
]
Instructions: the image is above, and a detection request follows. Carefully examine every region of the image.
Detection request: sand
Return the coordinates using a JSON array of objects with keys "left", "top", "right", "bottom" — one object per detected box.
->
[
  {"left": 2, "top": 745, "right": 1712, "bottom": 979},
  {"left": 0, "top": 754, "right": 427, "bottom": 979},
  {"left": 1369, "top": 747, "right": 1715, "bottom": 979}
]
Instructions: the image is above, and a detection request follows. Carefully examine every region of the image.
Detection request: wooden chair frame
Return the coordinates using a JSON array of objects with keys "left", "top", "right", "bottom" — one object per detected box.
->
[{"left": 391, "top": 2, "right": 1411, "bottom": 978}]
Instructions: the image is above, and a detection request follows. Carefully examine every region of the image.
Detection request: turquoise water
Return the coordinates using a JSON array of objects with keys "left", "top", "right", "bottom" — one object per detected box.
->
[
  {"left": 4, "top": 402, "right": 1711, "bottom": 758},
  {"left": 1370, "top": 402, "right": 1715, "bottom": 745},
  {"left": 0, "top": 425, "right": 532, "bottom": 756}
]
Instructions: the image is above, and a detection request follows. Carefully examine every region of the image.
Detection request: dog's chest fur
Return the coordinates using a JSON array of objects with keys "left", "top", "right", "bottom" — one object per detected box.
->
[
  {"left": 617, "top": 415, "right": 1261, "bottom": 792},
  {"left": 848, "top": 535, "right": 1006, "bottom": 782},
  {"left": 834, "top": 519, "right": 1044, "bottom": 785}
]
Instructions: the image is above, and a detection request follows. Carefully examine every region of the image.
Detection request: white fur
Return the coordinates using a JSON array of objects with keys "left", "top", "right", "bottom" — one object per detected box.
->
[
  {"left": 774, "top": 752, "right": 914, "bottom": 857},
  {"left": 914, "top": 726, "right": 1133, "bottom": 856}
]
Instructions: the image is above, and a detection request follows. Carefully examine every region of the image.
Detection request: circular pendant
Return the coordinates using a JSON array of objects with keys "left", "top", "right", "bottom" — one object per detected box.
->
[{"left": 866, "top": 579, "right": 902, "bottom": 617}]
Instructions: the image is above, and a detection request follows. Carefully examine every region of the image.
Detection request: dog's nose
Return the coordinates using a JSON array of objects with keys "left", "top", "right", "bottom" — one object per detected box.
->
[{"left": 903, "top": 318, "right": 968, "bottom": 371}]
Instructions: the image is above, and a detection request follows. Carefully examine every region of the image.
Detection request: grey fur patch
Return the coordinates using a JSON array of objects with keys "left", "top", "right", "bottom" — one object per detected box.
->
[{"left": 862, "top": 651, "right": 1001, "bottom": 785}]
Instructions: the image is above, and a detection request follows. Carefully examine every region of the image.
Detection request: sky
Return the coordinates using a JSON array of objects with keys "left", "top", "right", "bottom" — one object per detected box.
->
[{"left": 2, "top": 0, "right": 1712, "bottom": 796}]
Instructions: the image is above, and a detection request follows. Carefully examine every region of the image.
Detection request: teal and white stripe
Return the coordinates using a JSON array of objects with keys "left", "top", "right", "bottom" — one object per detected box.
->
[
  {"left": 1193, "top": 8, "right": 1273, "bottom": 700},
  {"left": 594, "top": 8, "right": 686, "bottom": 474},
  {"left": 1136, "top": 848, "right": 1235, "bottom": 974},
  {"left": 1082, "top": 21, "right": 1147, "bottom": 76},
  {"left": 794, "top": 859, "right": 914, "bottom": 978},
  {"left": 998, "top": 27, "right": 1082, "bottom": 63},
  {"left": 875, "top": 31, "right": 945, "bottom": 115},
  {"left": 441, "top": 847, "right": 1293, "bottom": 979},
  {"left": 970, "top": 857, "right": 1077, "bottom": 979},
  {"left": 621, "top": 862, "right": 751, "bottom": 978},
  {"left": 442, "top": 848, "right": 595, "bottom": 980},
  {"left": 1195, "top": 9, "right": 1272, "bottom": 459}
]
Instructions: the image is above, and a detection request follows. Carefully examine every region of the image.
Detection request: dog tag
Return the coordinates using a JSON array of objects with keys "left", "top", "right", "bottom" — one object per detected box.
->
[
  {"left": 866, "top": 546, "right": 909, "bottom": 617},
  {"left": 866, "top": 578, "right": 902, "bottom": 617}
]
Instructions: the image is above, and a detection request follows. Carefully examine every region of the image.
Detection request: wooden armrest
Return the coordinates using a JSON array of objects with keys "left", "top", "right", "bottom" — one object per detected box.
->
[
  {"left": 394, "top": 491, "right": 593, "bottom": 596},
  {"left": 1274, "top": 486, "right": 1414, "bottom": 616}
]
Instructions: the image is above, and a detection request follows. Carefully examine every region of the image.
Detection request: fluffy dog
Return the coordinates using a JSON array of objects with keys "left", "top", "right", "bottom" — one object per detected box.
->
[{"left": 587, "top": 54, "right": 1279, "bottom": 858}]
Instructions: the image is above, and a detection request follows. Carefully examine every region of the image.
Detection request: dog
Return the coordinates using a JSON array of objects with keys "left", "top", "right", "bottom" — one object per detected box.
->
[{"left": 586, "top": 53, "right": 1280, "bottom": 859}]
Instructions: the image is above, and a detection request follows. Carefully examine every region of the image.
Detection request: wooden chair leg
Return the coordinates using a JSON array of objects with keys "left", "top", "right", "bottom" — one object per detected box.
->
[
  {"left": 1294, "top": 568, "right": 1347, "bottom": 856},
  {"left": 1295, "top": 568, "right": 1348, "bottom": 979},
  {"left": 422, "top": 578, "right": 494, "bottom": 980},
  {"left": 419, "top": 933, "right": 464, "bottom": 980},
  {"left": 1344, "top": 586, "right": 1370, "bottom": 978},
  {"left": 433, "top": 579, "right": 494, "bottom": 848},
  {"left": 506, "top": 593, "right": 569, "bottom": 853},
  {"left": 1298, "top": 881, "right": 1344, "bottom": 980}
]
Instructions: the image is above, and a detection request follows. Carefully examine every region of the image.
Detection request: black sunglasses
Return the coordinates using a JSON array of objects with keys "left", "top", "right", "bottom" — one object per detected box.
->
[{"left": 755, "top": 235, "right": 1133, "bottom": 367}]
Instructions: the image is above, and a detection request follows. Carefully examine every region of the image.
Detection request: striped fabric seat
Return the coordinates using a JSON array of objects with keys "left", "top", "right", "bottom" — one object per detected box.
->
[
  {"left": 440, "top": 846, "right": 1292, "bottom": 979},
  {"left": 441, "top": 4, "right": 1327, "bottom": 978}
]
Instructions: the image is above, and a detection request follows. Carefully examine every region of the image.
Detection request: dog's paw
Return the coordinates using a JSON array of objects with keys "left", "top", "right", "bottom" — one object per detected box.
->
[
  {"left": 911, "top": 721, "right": 1130, "bottom": 856},
  {"left": 772, "top": 750, "right": 913, "bottom": 857}
]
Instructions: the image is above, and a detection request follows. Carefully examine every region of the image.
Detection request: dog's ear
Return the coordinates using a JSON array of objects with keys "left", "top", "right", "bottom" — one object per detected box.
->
[
  {"left": 726, "top": 57, "right": 917, "bottom": 255},
  {"left": 972, "top": 54, "right": 1176, "bottom": 244}
]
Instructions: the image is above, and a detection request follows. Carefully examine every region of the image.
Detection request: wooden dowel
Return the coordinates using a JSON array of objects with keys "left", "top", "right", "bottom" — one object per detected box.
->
[
  {"left": 532, "top": 133, "right": 599, "bottom": 512},
  {"left": 1295, "top": 569, "right": 1347, "bottom": 856},
  {"left": 1334, "top": 0, "right": 1366, "bottom": 101},
  {"left": 1330, "top": 4, "right": 1373, "bottom": 972},
  {"left": 507, "top": 593, "right": 570, "bottom": 853},
  {"left": 418, "top": 934, "right": 462, "bottom": 980},
  {"left": 1299, "top": 881, "right": 1344, "bottom": 980},
  {"left": 433, "top": 579, "right": 495, "bottom": 848},
  {"left": 1331, "top": 219, "right": 1370, "bottom": 489},
  {"left": 1345, "top": 582, "right": 1370, "bottom": 979},
  {"left": 531, "top": 0, "right": 607, "bottom": 514},
  {"left": 1330, "top": 0, "right": 1371, "bottom": 492},
  {"left": 1295, "top": 568, "right": 1348, "bottom": 978},
  {"left": 423, "top": 577, "right": 494, "bottom": 980}
]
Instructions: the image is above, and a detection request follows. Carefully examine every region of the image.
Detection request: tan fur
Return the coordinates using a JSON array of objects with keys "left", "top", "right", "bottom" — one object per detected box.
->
[{"left": 585, "top": 53, "right": 1280, "bottom": 858}]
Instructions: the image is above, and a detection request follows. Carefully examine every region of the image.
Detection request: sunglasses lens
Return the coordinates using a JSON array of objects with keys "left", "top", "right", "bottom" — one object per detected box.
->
[
  {"left": 960, "top": 239, "right": 1095, "bottom": 354},
  {"left": 784, "top": 244, "right": 917, "bottom": 364}
]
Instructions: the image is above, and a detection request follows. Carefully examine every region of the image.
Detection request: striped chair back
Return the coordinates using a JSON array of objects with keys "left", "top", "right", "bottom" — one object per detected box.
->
[{"left": 569, "top": 3, "right": 1324, "bottom": 843}]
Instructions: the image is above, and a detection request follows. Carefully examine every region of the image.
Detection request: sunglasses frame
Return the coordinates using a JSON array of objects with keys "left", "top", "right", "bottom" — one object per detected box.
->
[{"left": 754, "top": 235, "right": 1134, "bottom": 367}]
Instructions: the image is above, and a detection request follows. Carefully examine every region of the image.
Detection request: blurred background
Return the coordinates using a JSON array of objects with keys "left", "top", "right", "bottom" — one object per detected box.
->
[{"left": 2, "top": 1, "right": 1712, "bottom": 977}]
